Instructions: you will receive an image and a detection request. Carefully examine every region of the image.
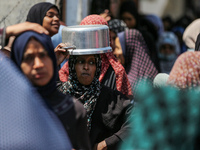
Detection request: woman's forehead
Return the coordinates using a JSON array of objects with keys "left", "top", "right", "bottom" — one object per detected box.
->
[
  {"left": 77, "top": 55, "right": 95, "bottom": 59},
  {"left": 47, "top": 7, "right": 58, "bottom": 13}
]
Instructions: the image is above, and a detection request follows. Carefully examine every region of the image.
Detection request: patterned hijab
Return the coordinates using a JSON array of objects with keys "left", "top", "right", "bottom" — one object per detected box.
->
[
  {"left": 108, "top": 19, "right": 127, "bottom": 34},
  {"left": 58, "top": 55, "right": 101, "bottom": 131},
  {"left": 125, "top": 29, "right": 158, "bottom": 94},
  {"left": 167, "top": 51, "right": 200, "bottom": 89},
  {"left": 121, "top": 81, "right": 200, "bottom": 150},
  {"left": 0, "top": 53, "right": 71, "bottom": 150},
  {"left": 59, "top": 14, "right": 132, "bottom": 97}
]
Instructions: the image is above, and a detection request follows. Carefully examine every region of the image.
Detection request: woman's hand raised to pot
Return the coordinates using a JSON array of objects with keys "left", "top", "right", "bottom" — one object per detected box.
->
[{"left": 54, "top": 43, "right": 69, "bottom": 66}]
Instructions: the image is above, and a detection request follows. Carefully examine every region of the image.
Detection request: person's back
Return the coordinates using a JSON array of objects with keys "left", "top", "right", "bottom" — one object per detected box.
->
[{"left": 0, "top": 53, "right": 72, "bottom": 149}]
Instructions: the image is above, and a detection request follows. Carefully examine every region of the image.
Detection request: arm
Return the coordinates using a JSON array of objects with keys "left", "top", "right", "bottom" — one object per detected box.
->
[
  {"left": 94, "top": 102, "right": 133, "bottom": 150},
  {"left": 104, "top": 101, "right": 133, "bottom": 149},
  {"left": 6, "top": 22, "right": 49, "bottom": 38},
  {"left": 0, "top": 28, "right": 6, "bottom": 48},
  {"left": 54, "top": 43, "right": 69, "bottom": 66},
  {"left": 93, "top": 87, "right": 133, "bottom": 150}
]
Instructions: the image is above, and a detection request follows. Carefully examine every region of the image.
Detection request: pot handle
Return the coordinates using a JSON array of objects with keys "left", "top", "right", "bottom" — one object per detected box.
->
[{"left": 62, "top": 46, "right": 76, "bottom": 50}]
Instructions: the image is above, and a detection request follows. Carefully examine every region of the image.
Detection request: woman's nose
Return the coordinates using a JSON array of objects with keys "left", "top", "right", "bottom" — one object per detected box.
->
[
  {"left": 33, "top": 57, "right": 44, "bottom": 69},
  {"left": 53, "top": 15, "right": 59, "bottom": 21},
  {"left": 83, "top": 63, "right": 89, "bottom": 70}
]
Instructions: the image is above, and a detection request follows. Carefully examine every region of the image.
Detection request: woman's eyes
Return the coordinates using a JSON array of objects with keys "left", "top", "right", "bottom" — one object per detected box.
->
[
  {"left": 77, "top": 60, "right": 84, "bottom": 64},
  {"left": 24, "top": 55, "right": 34, "bottom": 61},
  {"left": 23, "top": 53, "right": 48, "bottom": 62},
  {"left": 77, "top": 60, "right": 95, "bottom": 65},
  {"left": 39, "top": 53, "right": 48, "bottom": 58},
  {"left": 89, "top": 61, "right": 95, "bottom": 65}
]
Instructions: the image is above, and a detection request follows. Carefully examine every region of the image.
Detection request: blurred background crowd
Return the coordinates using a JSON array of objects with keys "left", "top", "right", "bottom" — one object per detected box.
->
[{"left": 1, "top": 0, "right": 200, "bottom": 149}]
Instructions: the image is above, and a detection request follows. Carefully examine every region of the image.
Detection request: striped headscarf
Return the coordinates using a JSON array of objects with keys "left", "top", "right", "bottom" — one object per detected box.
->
[
  {"left": 167, "top": 51, "right": 200, "bottom": 89},
  {"left": 125, "top": 29, "right": 158, "bottom": 94},
  {"left": 59, "top": 14, "right": 132, "bottom": 97}
]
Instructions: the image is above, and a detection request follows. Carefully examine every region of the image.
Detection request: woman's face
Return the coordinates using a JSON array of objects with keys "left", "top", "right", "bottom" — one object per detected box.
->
[
  {"left": 75, "top": 55, "right": 96, "bottom": 86},
  {"left": 160, "top": 44, "right": 175, "bottom": 55},
  {"left": 121, "top": 12, "right": 136, "bottom": 29},
  {"left": 21, "top": 38, "right": 54, "bottom": 86},
  {"left": 43, "top": 7, "right": 60, "bottom": 37},
  {"left": 110, "top": 30, "right": 117, "bottom": 50}
]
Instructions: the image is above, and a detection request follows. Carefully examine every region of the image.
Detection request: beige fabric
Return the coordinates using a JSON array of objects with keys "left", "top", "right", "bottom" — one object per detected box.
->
[
  {"left": 153, "top": 73, "right": 169, "bottom": 88},
  {"left": 183, "top": 19, "right": 200, "bottom": 49}
]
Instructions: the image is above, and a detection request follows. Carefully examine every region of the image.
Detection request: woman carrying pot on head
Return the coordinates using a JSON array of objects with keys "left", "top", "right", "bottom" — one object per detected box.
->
[
  {"left": 10, "top": 31, "right": 91, "bottom": 150},
  {"left": 59, "top": 14, "right": 133, "bottom": 99},
  {"left": 57, "top": 25, "right": 133, "bottom": 150}
]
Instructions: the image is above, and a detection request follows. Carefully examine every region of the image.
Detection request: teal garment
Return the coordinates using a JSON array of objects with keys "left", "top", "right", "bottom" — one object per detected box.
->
[{"left": 120, "top": 80, "right": 200, "bottom": 150}]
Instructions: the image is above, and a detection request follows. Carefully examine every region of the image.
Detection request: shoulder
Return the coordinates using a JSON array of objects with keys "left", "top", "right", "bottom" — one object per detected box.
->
[
  {"left": 99, "top": 85, "right": 132, "bottom": 108},
  {"left": 101, "top": 85, "right": 129, "bottom": 99},
  {"left": 56, "top": 89, "right": 87, "bottom": 119}
]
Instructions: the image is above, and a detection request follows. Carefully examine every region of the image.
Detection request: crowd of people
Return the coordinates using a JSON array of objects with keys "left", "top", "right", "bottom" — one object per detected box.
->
[{"left": 1, "top": 0, "right": 200, "bottom": 149}]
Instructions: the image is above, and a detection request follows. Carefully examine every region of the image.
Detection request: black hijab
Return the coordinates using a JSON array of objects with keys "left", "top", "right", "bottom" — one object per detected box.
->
[
  {"left": 11, "top": 31, "right": 58, "bottom": 98},
  {"left": 195, "top": 33, "right": 200, "bottom": 51},
  {"left": 120, "top": 0, "right": 140, "bottom": 28},
  {"left": 26, "top": 2, "right": 59, "bottom": 25}
]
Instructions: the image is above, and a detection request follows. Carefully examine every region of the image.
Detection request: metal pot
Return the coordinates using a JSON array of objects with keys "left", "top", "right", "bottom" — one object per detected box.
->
[{"left": 62, "top": 25, "right": 112, "bottom": 55}]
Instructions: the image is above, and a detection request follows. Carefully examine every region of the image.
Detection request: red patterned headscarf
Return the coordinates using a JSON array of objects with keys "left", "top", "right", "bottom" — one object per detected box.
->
[
  {"left": 125, "top": 29, "right": 158, "bottom": 93},
  {"left": 59, "top": 15, "right": 132, "bottom": 97},
  {"left": 167, "top": 51, "right": 200, "bottom": 89}
]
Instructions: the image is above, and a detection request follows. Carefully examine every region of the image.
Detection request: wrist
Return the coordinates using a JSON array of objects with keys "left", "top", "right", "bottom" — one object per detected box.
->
[{"left": 5, "top": 26, "right": 13, "bottom": 39}]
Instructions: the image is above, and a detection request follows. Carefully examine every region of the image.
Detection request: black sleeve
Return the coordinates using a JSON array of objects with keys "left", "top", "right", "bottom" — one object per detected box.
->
[
  {"left": 195, "top": 33, "right": 200, "bottom": 51},
  {"left": 104, "top": 93, "right": 133, "bottom": 149},
  {"left": 91, "top": 86, "right": 133, "bottom": 150},
  {"left": 101, "top": 65, "right": 116, "bottom": 90},
  {"left": 73, "top": 99, "right": 92, "bottom": 150},
  {"left": 50, "top": 85, "right": 92, "bottom": 150}
]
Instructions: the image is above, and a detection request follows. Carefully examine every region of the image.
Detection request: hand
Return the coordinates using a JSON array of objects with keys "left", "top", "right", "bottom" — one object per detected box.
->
[
  {"left": 54, "top": 43, "right": 69, "bottom": 66},
  {"left": 93, "top": 140, "right": 107, "bottom": 150},
  {"left": 6, "top": 22, "right": 49, "bottom": 38},
  {"left": 100, "top": 9, "right": 111, "bottom": 22}
]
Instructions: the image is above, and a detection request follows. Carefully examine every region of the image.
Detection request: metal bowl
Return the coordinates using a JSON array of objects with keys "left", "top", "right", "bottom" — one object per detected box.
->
[{"left": 62, "top": 25, "right": 112, "bottom": 55}]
